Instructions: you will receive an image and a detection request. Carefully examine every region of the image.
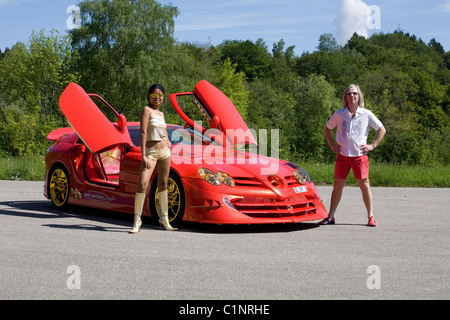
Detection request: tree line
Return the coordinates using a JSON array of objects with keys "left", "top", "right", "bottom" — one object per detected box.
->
[{"left": 1, "top": 0, "right": 448, "bottom": 166}]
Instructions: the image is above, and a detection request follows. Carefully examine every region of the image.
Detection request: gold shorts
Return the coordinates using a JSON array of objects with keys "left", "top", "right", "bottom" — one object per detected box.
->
[{"left": 146, "top": 147, "right": 171, "bottom": 162}]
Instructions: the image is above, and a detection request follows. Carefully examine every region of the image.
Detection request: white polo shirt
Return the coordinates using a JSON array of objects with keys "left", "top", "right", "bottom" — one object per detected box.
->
[{"left": 326, "top": 107, "right": 383, "bottom": 157}]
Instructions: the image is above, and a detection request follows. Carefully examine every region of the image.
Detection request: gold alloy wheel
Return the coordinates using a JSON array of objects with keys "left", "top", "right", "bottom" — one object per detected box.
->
[
  {"left": 49, "top": 168, "right": 69, "bottom": 207},
  {"left": 155, "top": 177, "right": 182, "bottom": 222}
]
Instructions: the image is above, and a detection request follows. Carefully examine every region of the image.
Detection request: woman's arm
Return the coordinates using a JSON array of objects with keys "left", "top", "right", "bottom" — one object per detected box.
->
[
  {"left": 325, "top": 126, "right": 341, "bottom": 155},
  {"left": 140, "top": 107, "right": 151, "bottom": 158},
  {"left": 360, "top": 126, "right": 386, "bottom": 153}
]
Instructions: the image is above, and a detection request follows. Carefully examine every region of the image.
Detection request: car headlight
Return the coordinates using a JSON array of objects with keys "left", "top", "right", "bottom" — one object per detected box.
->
[
  {"left": 198, "top": 168, "right": 221, "bottom": 185},
  {"left": 293, "top": 170, "right": 305, "bottom": 184},
  {"left": 198, "top": 168, "right": 235, "bottom": 187},
  {"left": 216, "top": 172, "right": 235, "bottom": 187},
  {"left": 293, "top": 167, "right": 311, "bottom": 185}
]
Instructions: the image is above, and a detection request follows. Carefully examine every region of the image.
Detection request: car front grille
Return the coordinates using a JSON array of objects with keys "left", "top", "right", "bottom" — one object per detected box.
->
[
  {"left": 233, "top": 174, "right": 298, "bottom": 187},
  {"left": 230, "top": 192, "right": 317, "bottom": 218}
]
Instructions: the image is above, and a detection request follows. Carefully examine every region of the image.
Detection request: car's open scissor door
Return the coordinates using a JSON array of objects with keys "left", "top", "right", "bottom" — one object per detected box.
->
[
  {"left": 59, "top": 82, "right": 133, "bottom": 153},
  {"left": 169, "top": 80, "right": 257, "bottom": 146}
]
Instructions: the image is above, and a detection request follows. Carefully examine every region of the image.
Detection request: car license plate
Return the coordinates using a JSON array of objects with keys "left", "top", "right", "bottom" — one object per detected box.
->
[{"left": 293, "top": 186, "right": 308, "bottom": 194}]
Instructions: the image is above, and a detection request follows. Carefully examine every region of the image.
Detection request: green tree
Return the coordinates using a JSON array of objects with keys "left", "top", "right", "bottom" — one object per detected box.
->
[
  {"left": 0, "top": 31, "right": 79, "bottom": 156},
  {"left": 317, "top": 33, "right": 341, "bottom": 53},
  {"left": 296, "top": 30, "right": 450, "bottom": 165},
  {"left": 411, "top": 70, "right": 447, "bottom": 132},
  {"left": 247, "top": 78, "right": 296, "bottom": 160},
  {"left": 296, "top": 34, "right": 367, "bottom": 92},
  {"left": 428, "top": 38, "right": 445, "bottom": 56},
  {"left": 27, "top": 30, "right": 80, "bottom": 123},
  {"left": 359, "top": 67, "right": 421, "bottom": 163},
  {"left": 179, "top": 41, "right": 220, "bottom": 81},
  {"left": 0, "top": 43, "right": 28, "bottom": 107},
  {"left": 213, "top": 58, "right": 249, "bottom": 118},
  {"left": 293, "top": 74, "right": 338, "bottom": 161},
  {"left": 219, "top": 39, "right": 271, "bottom": 81},
  {"left": 71, "top": 0, "right": 179, "bottom": 118}
]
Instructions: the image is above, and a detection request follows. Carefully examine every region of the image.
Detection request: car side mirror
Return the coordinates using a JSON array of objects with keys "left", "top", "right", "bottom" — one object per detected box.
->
[
  {"left": 117, "top": 114, "right": 127, "bottom": 133},
  {"left": 210, "top": 115, "right": 220, "bottom": 130}
]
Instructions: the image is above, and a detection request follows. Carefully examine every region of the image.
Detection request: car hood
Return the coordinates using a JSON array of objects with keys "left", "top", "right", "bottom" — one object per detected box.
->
[
  {"left": 172, "top": 145, "right": 283, "bottom": 177},
  {"left": 172, "top": 145, "right": 299, "bottom": 198},
  {"left": 169, "top": 80, "right": 257, "bottom": 146}
]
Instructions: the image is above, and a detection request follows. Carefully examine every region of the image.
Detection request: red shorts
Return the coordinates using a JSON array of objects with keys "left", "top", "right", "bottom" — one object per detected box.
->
[{"left": 334, "top": 154, "right": 369, "bottom": 180}]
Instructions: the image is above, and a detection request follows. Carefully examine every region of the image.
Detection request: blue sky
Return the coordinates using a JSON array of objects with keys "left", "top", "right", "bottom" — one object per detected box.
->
[{"left": 1, "top": 0, "right": 449, "bottom": 55}]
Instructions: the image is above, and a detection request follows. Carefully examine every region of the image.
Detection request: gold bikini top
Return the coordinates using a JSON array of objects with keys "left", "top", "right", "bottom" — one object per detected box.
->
[{"left": 147, "top": 113, "right": 167, "bottom": 142}]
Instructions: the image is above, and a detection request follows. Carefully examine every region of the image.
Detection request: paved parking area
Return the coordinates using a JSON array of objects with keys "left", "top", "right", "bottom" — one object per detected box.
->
[{"left": 0, "top": 181, "right": 448, "bottom": 301}]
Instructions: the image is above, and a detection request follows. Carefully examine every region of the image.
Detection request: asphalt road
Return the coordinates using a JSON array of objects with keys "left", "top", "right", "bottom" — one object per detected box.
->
[{"left": 0, "top": 180, "right": 448, "bottom": 300}]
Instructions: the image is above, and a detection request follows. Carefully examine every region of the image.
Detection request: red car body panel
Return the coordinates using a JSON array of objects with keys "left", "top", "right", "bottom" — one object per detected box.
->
[
  {"left": 44, "top": 81, "right": 328, "bottom": 225},
  {"left": 59, "top": 82, "right": 133, "bottom": 153},
  {"left": 169, "top": 80, "right": 257, "bottom": 145},
  {"left": 46, "top": 127, "right": 74, "bottom": 141}
]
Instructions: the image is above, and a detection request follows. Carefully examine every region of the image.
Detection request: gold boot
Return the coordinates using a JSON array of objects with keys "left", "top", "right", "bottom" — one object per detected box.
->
[
  {"left": 129, "top": 192, "right": 145, "bottom": 234},
  {"left": 158, "top": 190, "right": 177, "bottom": 231}
]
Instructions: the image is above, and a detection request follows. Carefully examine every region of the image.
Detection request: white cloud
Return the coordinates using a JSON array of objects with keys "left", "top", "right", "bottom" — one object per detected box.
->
[{"left": 334, "top": 0, "right": 371, "bottom": 45}]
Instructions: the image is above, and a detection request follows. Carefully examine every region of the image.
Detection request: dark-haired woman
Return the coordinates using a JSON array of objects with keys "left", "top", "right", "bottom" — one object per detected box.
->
[{"left": 130, "top": 84, "right": 176, "bottom": 233}]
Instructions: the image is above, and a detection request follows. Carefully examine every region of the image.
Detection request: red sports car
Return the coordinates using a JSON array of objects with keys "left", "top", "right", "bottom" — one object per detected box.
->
[{"left": 44, "top": 80, "right": 327, "bottom": 226}]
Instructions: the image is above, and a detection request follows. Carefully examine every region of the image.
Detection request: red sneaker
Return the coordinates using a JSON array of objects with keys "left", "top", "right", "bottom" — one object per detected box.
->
[
  {"left": 368, "top": 216, "right": 377, "bottom": 227},
  {"left": 319, "top": 217, "right": 335, "bottom": 225}
]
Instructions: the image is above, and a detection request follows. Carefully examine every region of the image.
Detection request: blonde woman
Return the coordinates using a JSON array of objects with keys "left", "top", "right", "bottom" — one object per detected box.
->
[{"left": 321, "top": 84, "right": 386, "bottom": 227}]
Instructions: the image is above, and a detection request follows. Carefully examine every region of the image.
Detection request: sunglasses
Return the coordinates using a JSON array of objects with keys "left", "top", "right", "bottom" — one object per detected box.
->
[
  {"left": 149, "top": 93, "right": 164, "bottom": 99},
  {"left": 347, "top": 92, "right": 358, "bottom": 96}
]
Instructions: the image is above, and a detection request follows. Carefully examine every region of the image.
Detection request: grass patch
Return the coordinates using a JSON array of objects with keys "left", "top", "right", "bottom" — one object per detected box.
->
[
  {"left": 0, "top": 157, "right": 46, "bottom": 181},
  {"left": 301, "top": 161, "right": 450, "bottom": 187},
  {"left": 1, "top": 157, "right": 449, "bottom": 187}
]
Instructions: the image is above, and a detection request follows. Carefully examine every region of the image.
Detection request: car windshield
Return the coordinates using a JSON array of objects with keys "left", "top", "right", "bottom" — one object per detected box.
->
[{"left": 128, "top": 126, "right": 223, "bottom": 147}]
